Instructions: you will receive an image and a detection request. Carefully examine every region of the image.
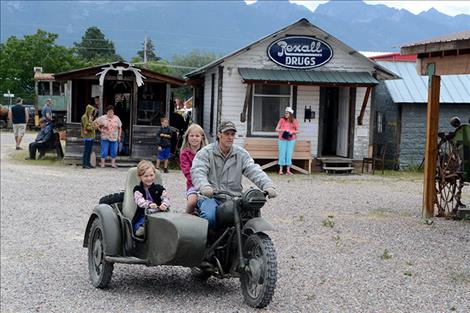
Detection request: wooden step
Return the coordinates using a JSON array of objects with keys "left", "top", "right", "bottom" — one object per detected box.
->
[{"left": 322, "top": 166, "right": 354, "bottom": 173}]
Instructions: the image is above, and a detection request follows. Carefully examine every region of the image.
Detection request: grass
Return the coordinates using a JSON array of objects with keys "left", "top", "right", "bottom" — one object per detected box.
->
[
  {"left": 332, "top": 235, "right": 341, "bottom": 247},
  {"left": 322, "top": 217, "right": 335, "bottom": 228},
  {"left": 9, "top": 149, "right": 64, "bottom": 166},
  {"left": 380, "top": 249, "right": 393, "bottom": 260},
  {"left": 450, "top": 271, "right": 470, "bottom": 284}
]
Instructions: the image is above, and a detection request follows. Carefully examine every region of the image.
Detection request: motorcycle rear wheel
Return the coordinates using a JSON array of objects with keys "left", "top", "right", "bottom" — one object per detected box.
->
[{"left": 240, "top": 233, "right": 277, "bottom": 308}]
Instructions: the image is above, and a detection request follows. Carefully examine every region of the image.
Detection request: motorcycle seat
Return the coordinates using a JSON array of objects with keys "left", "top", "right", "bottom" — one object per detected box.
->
[{"left": 122, "top": 167, "right": 163, "bottom": 219}]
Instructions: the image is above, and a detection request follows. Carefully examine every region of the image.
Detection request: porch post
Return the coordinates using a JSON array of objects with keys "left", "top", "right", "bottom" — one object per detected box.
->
[{"left": 422, "top": 64, "right": 440, "bottom": 218}]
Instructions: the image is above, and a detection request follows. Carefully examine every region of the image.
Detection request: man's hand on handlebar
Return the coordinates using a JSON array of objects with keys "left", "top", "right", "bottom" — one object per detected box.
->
[
  {"left": 200, "top": 185, "right": 214, "bottom": 198},
  {"left": 263, "top": 187, "right": 277, "bottom": 199}
]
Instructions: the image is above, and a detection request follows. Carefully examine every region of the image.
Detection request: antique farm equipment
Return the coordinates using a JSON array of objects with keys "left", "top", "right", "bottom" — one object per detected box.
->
[{"left": 435, "top": 117, "right": 470, "bottom": 219}]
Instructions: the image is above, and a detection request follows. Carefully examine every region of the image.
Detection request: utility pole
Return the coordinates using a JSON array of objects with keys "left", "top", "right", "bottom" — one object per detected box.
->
[{"left": 144, "top": 35, "right": 148, "bottom": 64}]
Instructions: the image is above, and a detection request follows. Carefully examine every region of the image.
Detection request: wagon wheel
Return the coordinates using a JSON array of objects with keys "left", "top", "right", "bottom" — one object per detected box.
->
[{"left": 435, "top": 139, "right": 464, "bottom": 218}]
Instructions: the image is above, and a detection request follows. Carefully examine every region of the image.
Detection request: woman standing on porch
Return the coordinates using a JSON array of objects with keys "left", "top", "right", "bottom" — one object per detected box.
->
[
  {"left": 275, "top": 107, "right": 298, "bottom": 175},
  {"left": 94, "top": 105, "right": 122, "bottom": 168}
]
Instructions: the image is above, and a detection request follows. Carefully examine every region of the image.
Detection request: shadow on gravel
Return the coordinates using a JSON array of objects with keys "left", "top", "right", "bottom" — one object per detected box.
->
[{"left": 105, "top": 269, "right": 238, "bottom": 297}]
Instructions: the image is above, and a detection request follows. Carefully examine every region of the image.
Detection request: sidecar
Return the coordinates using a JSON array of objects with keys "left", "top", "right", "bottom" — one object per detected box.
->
[{"left": 83, "top": 167, "right": 208, "bottom": 288}]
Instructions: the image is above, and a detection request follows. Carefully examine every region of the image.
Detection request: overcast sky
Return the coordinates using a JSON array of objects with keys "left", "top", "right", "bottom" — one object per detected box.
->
[{"left": 246, "top": 1, "right": 470, "bottom": 17}]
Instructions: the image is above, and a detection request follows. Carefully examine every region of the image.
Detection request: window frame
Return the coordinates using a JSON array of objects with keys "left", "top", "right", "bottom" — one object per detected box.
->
[{"left": 251, "top": 84, "right": 292, "bottom": 136}]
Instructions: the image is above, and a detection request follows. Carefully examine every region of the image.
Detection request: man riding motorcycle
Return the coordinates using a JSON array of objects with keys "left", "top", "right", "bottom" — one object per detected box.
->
[{"left": 191, "top": 121, "right": 277, "bottom": 228}]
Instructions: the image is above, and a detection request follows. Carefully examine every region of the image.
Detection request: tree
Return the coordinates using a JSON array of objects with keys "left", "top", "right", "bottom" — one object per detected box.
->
[
  {"left": 129, "top": 56, "right": 171, "bottom": 76},
  {"left": 74, "top": 26, "right": 121, "bottom": 64},
  {"left": 0, "top": 29, "right": 84, "bottom": 102},
  {"left": 170, "top": 50, "right": 220, "bottom": 79},
  {"left": 136, "top": 37, "right": 160, "bottom": 62},
  {"left": 169, "top": 50, "right": 220, "bottom": 99}
]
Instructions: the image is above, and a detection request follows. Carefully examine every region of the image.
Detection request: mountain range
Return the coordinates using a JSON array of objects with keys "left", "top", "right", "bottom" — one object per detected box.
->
[{"left": 1, "top": 0, "right": 469, "bottom": 61}]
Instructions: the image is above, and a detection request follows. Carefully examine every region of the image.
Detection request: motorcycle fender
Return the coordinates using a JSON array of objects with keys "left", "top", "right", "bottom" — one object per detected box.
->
[
  {"left": 242, "top": 217, "right": 275, "bottom": 235},
  {"left": 83, "top": 204, "right": 122, "bottom": 256}
]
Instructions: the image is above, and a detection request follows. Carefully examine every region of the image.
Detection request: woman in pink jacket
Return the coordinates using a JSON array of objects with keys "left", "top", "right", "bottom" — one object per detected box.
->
[
  {"left": 179, "top": 124, "right": 208, "bottom": 213},
  {"left": 275, "top": 107, "right": 299, "bottom": 175}
]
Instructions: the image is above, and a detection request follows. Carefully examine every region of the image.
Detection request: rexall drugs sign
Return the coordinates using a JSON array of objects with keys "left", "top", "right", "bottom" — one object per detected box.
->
[{"left": 267, "top": 36, "right": 333, "bottom": 69}]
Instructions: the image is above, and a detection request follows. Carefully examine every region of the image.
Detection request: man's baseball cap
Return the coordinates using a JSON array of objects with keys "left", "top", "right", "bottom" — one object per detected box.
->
[{"left": 218, "top": 121, "right": 237, "bottom": 133}]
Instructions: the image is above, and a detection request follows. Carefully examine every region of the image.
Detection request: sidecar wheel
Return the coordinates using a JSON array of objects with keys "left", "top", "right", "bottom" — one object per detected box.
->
[
  {"left": 88, "top": 218, "right": 114, "bottom": 288},
  {"left": 240, "top": 233, "right": 277, "bottom": 308}
]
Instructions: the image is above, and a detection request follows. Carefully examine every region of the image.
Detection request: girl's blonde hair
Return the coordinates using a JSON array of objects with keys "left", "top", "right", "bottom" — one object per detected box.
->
[
  {"left": 181, "top": 123, "right": 208, "bottom": 150},
  {"left": 137, "top": 160, "right": 156, "bottom": 177}
]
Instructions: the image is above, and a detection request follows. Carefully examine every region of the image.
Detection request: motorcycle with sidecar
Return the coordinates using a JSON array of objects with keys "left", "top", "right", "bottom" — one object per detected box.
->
[{"left": 83, "top": 167, "right": 278, "bottom": 308}]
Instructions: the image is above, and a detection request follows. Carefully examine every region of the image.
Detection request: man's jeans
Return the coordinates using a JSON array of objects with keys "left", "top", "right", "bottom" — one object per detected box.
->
[
  {"left": 82, "top": 139, "right": 93, "bottom": 166},
  {"left": 197, "top": 198, "right": 221, "bottom": 229}
]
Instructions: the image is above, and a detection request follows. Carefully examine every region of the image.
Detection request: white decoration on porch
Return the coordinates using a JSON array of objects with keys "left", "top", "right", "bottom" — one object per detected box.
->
[{"left": 96, "top": 63, "right": 146, "bottom": 87}]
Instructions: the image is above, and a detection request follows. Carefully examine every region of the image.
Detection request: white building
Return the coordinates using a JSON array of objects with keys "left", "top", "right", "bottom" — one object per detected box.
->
[{"left": 187, "top": 19, "right": 397, "bottom": 168}]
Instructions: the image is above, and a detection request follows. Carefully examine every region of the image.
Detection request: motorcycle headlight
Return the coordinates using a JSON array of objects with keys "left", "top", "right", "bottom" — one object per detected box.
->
[{"left": 242, "top": 188, "right": 266, "bottom": 210}]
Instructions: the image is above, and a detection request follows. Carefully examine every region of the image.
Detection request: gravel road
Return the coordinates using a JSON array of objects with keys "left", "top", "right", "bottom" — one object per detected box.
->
[{"left": 1, "top": 132, "right": 469, "bottom": 313}]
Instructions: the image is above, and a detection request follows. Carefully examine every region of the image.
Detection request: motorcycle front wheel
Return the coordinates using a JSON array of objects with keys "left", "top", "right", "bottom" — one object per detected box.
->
[{"left": 240, "top": 233, "right": 277, "bottom": 308}]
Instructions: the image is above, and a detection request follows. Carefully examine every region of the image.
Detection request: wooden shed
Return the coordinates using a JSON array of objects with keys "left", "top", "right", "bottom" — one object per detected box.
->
[{"left": 53, "top": 61, "right": 184, "bottom": 163}]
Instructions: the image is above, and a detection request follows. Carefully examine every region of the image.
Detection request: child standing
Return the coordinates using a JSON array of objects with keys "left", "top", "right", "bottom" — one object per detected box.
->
[
  {"left": 156, "top": 117, "right": 172, "bottom": 173},
  {"left": 80, "top": 104, "right": 96, "bottom": 169},
  {"left": 179, "top": 124, "right": 208, "bottom": 214},
  {"left": 132, "top": 160, "right": 170, "bottom": 237}
]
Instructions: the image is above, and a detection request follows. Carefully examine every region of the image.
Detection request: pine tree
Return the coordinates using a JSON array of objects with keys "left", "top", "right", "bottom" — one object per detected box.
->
[
  {"left": 74, "top": 26, "right": 120, "bottom": 63},
  {"left": 137, "top": 37, "right": 160, "bottom": 62}
]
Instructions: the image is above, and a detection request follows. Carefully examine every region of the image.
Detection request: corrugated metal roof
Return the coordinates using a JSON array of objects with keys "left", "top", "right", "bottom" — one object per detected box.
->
[
  {"left": 238, "top": 68, "right": 379, "bottom": 85},
  {"left": 377, "top": 61, "right": 470, "bottom": 103},
  {"left": 401, "top": 30, "right": 470, "bottom": 48}
]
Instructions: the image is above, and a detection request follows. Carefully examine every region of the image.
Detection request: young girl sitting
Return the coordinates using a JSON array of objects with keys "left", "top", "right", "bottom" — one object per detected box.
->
[
  {"left": 179, "top": 124, "right": 208, "bottom": 214},
  {"left": 132, "top": 160, "right": 170, "bottom": 237}
]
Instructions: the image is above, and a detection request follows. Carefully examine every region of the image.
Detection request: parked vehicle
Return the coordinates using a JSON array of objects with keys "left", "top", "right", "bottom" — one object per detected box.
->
[
  {"left": 0, "top": 105, "right": 8, "bottom": 128},
  {"left": 83, "top": 168, "right": 278, "bottom": 308},
  {"left": 0, "top": 104, "right": 37, "bottom": 129}
]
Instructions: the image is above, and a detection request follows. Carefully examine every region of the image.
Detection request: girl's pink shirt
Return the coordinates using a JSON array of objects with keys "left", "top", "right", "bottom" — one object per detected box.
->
[
  {"left": 179, "top": 147, "right": 196, "bottom": 190},
  {"left": 277, "top": 118, "right": 298, "bottom": 140}
]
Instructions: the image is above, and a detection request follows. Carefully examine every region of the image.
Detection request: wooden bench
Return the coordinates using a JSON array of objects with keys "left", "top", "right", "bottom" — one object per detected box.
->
[{"left": 244, "top": 138, "right": 312, "bottom": 174}]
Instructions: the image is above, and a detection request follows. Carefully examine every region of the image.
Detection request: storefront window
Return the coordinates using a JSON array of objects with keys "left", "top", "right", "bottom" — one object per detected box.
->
[{"left": 252, "top": 84, "right": 291, "bottom": 134}]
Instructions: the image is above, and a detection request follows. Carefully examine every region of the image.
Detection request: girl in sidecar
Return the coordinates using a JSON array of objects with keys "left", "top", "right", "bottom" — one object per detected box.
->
[{"left": 131, "top": 160, "right": 170, "bottom": 237}]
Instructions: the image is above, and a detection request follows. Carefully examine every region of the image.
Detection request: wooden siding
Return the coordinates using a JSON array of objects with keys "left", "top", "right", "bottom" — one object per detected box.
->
[
  {"left": 203, "top": 68, "right": 218, "bottom": 136},
  {"left": 296, "top": 85, "right": 320, "bottom": 156},
  {"left": 353, "top": 87, "right": 371, "bottom": 159},
  {"left": 199, "top": 23, "right": 376, "bottom": 158},
  {"left": 131, "top": 125, "right": 158, "bottom": 159},
  {"left": 64, "top": 122, "right": 100, "bottom": 158},
  {"left": 65, "top": 123, "right": 160, "bottom": 161}
]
